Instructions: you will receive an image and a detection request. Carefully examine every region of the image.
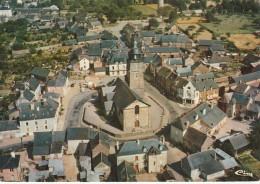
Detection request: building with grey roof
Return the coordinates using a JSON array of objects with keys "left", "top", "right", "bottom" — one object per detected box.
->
[
  {"left": 181, "top": 148, "right": 238, "bottom": 181},
  {"left": 117, "top": 139, "right": 168, "bottom": 173},
  {"left": 0, "top": 120, "right": 20, "bottom": 141},
  {"left": 0, "top": 154, "right": 20, "bottom": 181},
  {"left": 221, "top": 134, "right": 250, "bottom": 157},
  {"left": 33, "top": 131, "right": 66, "bottom": 162},
  {"left": 31, "top": 67, "right": 50, "bottom": 81},
  {"left": 117, "top": 161, "right": 136, "bottom": 182},
  {"left": 171, "top": 102, "right": 227, "bottom": 144},
  {"left": 161, "top": 34, "right": 192, "bottom": 49},
  {"left": 230, "top": 71, "right": 260, "bottom": 85},
  {"left": 46, "top": 70, "right": 68, "bottom": 97}
]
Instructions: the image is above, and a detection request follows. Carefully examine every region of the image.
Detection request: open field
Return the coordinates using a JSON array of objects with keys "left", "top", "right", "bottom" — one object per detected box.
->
[
  {"left": 177, "top": 23, "right": 212, "bottom": 40},
  {"left": 201, "top": 14, "right": 259, "bottom": 36},
  {"left": 228, "top": 34, "right": 260, "bottom": 50},
  {"left": 177, "top": 17, "right": 206, "bottom": 24},
  {"left": 145, "top": 3, "right": 173, "bottom": 10},
  {"left": 131, "top": 5, "right": 157, "bottom": 15},
  {"left": 238, "top": 154, "right": 260, "bottom": 178}
]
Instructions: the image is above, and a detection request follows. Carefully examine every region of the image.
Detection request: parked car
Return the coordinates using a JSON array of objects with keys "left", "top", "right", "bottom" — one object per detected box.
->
[{"left": 70, "top": 83, "right": 75, "bottom": 87}]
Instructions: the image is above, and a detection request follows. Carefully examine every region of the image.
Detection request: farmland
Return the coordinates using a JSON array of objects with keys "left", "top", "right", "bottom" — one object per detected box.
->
[
  {"left": 130, "top": 5, "right": 157, "bottom": 16},
  {"left": 177, "top": 17, "right": 206, "bottom": 24},
  {"left": 177, "top": 23, "right": 212, "bottom": 40},
  {"left": 200, "top": 14, "right": 259, "bottom": 36},
  {"left": 228, "top": 34, "right": 260, "bottom": 50},
  {"left": 145, "top": 3, "right": 173, "bottom": 10}
]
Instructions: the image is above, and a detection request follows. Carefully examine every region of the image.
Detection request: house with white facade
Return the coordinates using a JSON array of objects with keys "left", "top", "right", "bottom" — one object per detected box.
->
[
  {"left": 106, "top": 52, "right": 128, "bottom": 76},
  {"left": 117, "top": 139, "right": 168, "bottom": 173},
  {"left": 0, "top": 7, "right": 12, "bottom": 17},
  {"left": 70, "top": 58, "right": 90, "bottom": 71},
  {"left": 19, "top": 98, "right": 60, "bottom": 136},
  {"left": 46, "top": 70, "right": 69, "bottom": 97}
]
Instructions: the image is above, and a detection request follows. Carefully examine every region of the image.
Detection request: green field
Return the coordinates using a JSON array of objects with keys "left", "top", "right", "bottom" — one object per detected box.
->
[
  {"left": 131, "top": 5, "right": 157, "bottom": 16},
  {"left": 239, "top": 154, "right": 260, "bottom": 178},
  {"left": 200, "top": 14, "right": 259, "bottom": 36}
]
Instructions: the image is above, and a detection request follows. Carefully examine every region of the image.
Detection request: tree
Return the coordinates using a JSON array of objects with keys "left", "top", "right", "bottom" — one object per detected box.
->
[
  {"left": 148, "top": 18, "right": 159, "bottom": 29},
  {"left": 169, "top": 9, "right": 178, "bottom": 22}
]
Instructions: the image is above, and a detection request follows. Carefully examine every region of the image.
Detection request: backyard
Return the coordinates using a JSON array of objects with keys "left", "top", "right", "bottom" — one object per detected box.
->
[
  {"left": 177, "top": 23, "right": 212, "bottom": 40},
  {"left": 238, "top": 153, "right": 260, "bottom": 179},
  {"left": 200, "top": 14, "right": 259, "bottom": 36}
]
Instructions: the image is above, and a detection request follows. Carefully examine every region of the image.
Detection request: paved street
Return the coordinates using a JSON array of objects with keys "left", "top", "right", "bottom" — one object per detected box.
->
[{"left": 63, "top": 88, "right": 97, "bottom": 130}]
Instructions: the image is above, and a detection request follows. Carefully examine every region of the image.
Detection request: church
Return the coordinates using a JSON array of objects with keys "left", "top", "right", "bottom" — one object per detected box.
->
[{"left": 99, "top": 41, "right": 150, "bottom": 132}]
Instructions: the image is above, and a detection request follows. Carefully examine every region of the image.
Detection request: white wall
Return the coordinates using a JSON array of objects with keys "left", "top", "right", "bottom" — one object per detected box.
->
[
  {"left": 20, "top": 117, "right": 57, "bottom": 136},
  {"left": 67, "top": 140, "right": 89, "bottom": 154}
]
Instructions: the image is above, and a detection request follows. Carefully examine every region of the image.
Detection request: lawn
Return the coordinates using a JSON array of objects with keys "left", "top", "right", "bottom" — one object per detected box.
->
[
  {"left": 238, "top": 154, "right": 260, "bottom": 178},
  {"left": 131, "top": 5, "right": 157, "bottom": 16},
  {"left": 200, "top": 14, "right": 259, "bottom": 36}
]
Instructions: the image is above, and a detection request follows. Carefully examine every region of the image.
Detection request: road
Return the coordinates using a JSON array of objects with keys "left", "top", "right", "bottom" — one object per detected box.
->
[{"left": 63, "top": 88, "right": 97, "bottom": 130}]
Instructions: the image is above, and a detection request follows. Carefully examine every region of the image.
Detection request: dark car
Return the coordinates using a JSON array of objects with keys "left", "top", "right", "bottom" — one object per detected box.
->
[{"left": 70, "top": 83, "right": 75, "bottom": 87}]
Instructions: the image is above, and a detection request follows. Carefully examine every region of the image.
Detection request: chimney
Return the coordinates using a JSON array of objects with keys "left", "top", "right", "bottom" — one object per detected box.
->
[
  {"left": 203, "top": 108, "right": 206, "bottom": 115},
  {"left": 143, "top": 52, "right": 146, "bottom": 57},
  {"left": 11, "top": 152, "right": 15, "bottom": 158},
  {"left": 30, "top": 103, "right": 34, "bottom": 110},
  {"left": 36, "top": 106, "right": 40, "bottom": 111},
  {"left": 211, "top": 102, "right": 214, "bottom": 109},
  {"left": 195, "top": 114, "right": 199, "bottom": 120},
  {"left": 137, "top": 32, "right": 141, "bottom": 38},
  {"left": 214, "top": 152, "right": 217, "bottom": 160},
  {"left": 116, "top": 141, "right": 119, "bottom": 150},
  {"left": 136, "top": 139, "right": 140, "bottom": 145},
  {"left": 118, "top": 40, "right": 120, "bottom": 49},
  {"left": 161, "top": 135, "right": 165, "bottom": 144}
]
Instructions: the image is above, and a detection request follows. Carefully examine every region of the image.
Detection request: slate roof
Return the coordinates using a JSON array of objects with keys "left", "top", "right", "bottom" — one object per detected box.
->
[
  {"left": 78, "top": 143, "right": 88, "bottom": 156},
  {"left": 117, "top": 161, "right": 136, "bottom": 182},
  {"left": 191, "top": 62, "right": 209, "bottom": 73},
  {"left": 230, "top": 93, "right": 250, "bottom": 105},
  {"left": 95, "top": 67, "right": 106, "bottom": 73},
  {"left": 233, "top": 83, "right": 249, "bottom": 94},
  {"left": 194, "top": 73, "right": 215, "bottom": 81},
  {"left": 171, "top": 76, "right": 189, "bottom": 88},
  {"left": 117, "top": 139, "right": 168, "bottom": 156},
  {"left": 92, "top": 152, "right": 111, "bottom": 169},
  {"left": 184, "top": 127, "right": 213, "bottom": 148},
  {"left": 182, "top": 150, "right": 224, "bottom": 175},
  {"left": 172, "top": 102, "right": 226, "bottom": 131},
  {"left": 198, "top": 40, "right": 222, "bottom": 46},
  {"left": 23, "top": 89, "right": 35, "bottom": 101},
  {"left": 33, "top": 132, "right": 52, "bottom": 155},
  {"left": 31, "top": 67, "right": 50, "bottom": 78},
  {"left": 165, "top": 57, "right": 183, "bottom": 65},
  {"left": 101, "top": 40, "right": 118, "bottom": 48},
  {"left": 148, "top": 47, "right": 180, "bottom": 53},
  {"left": 50, "top": 142, "right": 63, "bottom": 154},
  {"left": 210, "top": 44, "right": 227, "bottom": 52},
  {"left": 29, "top": 77, "right": 40, "bottom": 91},
  {"left": 136, "top": 31, "right": 155, "bottom": 38},
  {"left": 228, "top": 134, "right": 250, "bottom": 151},
  {"left": 112, "top": 78, "right": 150, "bottom": 111},
  {"left": 77, "top": 35, "right": 101, "bottom": 42},
  {"left": 67, "top": 128, "right": 93, "bottom": 140},
  {"left": 107, "top": 52, "right": 128, "bottom": 65},
  {"left": 157, "top": 67, "right": 172, "bottom": 78},
  {"left": 192, "top": 79, "right": 219, "bottom": 91},
  {"left": 43, "top": 92, "right": 60, "bottom": 99},
  {"left": 244, "top": 54, "right": 260, "bottom": 64},
  {"left": 233, "top": 71, "right": 260, "bottom": 84},
  {"left": 176, "top": 68, "right": 193, "bottom": 77},
  {"left": 0, "top": 155, "right": 20, "bottom": 170},
  {"left": 90, "top": 131, "right": 110, "bottom": 150},
  {"left": 161, "top": 34, "right": 192, "bottom": 43},
  {"left": 0, "top": 120, "right": 19, "bottom": 132},
  {"left": 19, "top": 106, "right": 56, "bottom": 121},
  {"left": 208, "top": 56, "right": 230, "bottom": 64},
  {"left": 147, "top": 146, "right": 161, "bottom": 155},
  {"left": 46, "top": 70, "right": 67, "bottom": 87},
  {"left": 52, "top": 131, "right": 66, "bottom": 142},
  {"left": 48, "top": 159, "right": 65, "bottom": 176},
  {"left": 29, "top": 171, "right": 49, "bottom": 182}
]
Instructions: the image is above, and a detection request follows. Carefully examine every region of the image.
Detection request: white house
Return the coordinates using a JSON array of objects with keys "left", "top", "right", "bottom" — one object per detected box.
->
[
  {"left": 70, "top": 58, "right": 90, "bottom": 71},
  {"left": 0, "top": 7, "right": 12, "bottom": 17}
]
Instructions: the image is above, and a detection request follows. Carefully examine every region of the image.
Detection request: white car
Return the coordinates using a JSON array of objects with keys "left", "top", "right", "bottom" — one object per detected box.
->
[{"left": 80, "top": 88, "right": 85, "bottom": 92}]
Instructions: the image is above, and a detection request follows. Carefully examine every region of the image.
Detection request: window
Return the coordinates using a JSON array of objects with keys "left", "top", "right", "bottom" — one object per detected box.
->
[
  {"left": 154, "top": 161, "right": 156, "bottom": 166},
  {"left": 135, "top": 105, "right": 139, "bottom": 114},
  {"left": 10, "top": 168, "right": 14, "bottom": 172},
  {"left": 36, "top": 126, "right": 38, "bottom": 131},
  {"left": 0, "top": 170, "right": 2, "bottom": 173},
  {"left": 35, "top": 121, "right": 38, "bottom": 125},
  {"left": 45, "top": 125, "right": 48, "bottom": 130},
  {"left": 45, "top": 120, "right": 47, "bottom": 124},
  {"left": 135, "top": 156, "right": 138, "bottom": 160},
  {"left": 26, "top": 122, "right": 28, "bottom": 126}
]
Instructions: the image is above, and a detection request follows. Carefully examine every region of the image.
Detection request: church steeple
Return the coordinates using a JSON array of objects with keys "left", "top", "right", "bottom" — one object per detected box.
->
[{"left": 129, "top": 40, "right": 142, "bottom": 61}]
